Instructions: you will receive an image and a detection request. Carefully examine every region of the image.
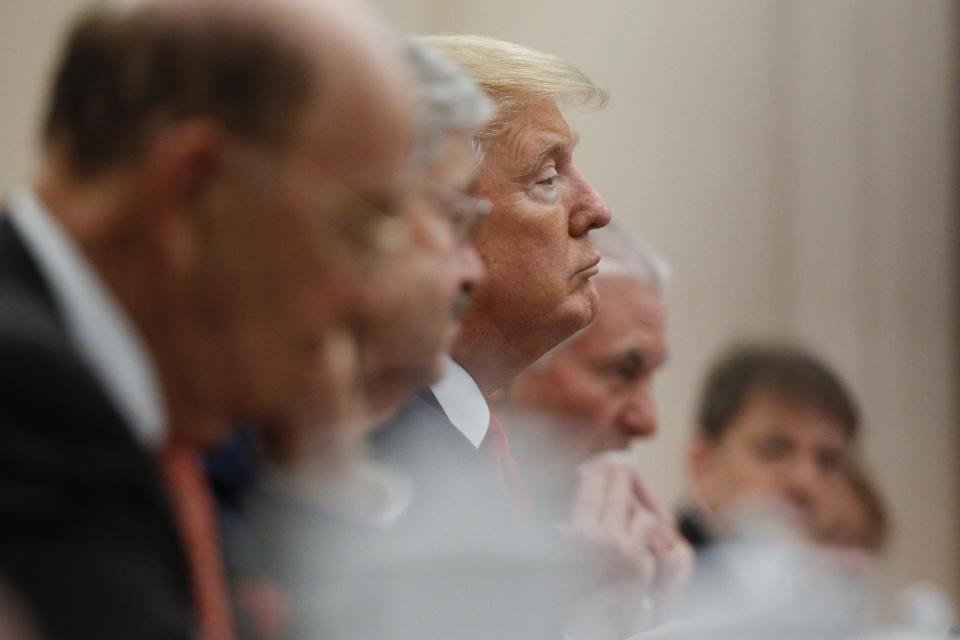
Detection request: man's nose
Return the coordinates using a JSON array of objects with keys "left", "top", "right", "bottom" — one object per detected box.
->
[
  {"left": 568, "top": 167, "right": 612, "bottom": 237},
  {"left": 616, "top": 389, "right": 658, "bottom": 438},
  {"left": 783, "top": 456, "right": 823, "bottom": 510}
]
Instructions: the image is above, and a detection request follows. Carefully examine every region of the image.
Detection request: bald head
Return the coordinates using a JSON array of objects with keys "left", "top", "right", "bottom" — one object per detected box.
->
[{"left": 43, "top": 0, "right": 415, "bottom": 182}]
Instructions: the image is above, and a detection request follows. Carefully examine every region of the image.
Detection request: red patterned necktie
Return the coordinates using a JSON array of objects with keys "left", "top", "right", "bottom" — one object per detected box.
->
[
  {"left": 159, "top": 443, "right": 236, "bottom": 640},
  {"left": 479, "top": 413, "right": 532, "bottom": 521}
]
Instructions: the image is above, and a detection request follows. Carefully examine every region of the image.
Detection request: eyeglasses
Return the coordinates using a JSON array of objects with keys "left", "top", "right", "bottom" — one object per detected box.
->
[{"left": 416, "top": 183, "right": 492, "bottom": 245}]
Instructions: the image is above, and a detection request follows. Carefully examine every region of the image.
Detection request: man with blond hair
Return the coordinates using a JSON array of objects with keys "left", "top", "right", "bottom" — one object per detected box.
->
[{"left": 374, "top": 34, "right": 610, "bottom": 521}]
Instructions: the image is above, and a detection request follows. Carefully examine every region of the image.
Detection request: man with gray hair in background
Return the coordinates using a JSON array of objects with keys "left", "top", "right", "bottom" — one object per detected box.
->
[{"left": 502, "top": 224, "right": 693, "bottom": 596}]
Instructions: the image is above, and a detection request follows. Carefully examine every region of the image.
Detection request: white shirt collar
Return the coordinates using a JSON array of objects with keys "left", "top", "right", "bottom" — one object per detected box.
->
[
  {"left": 7, "top": 188, "right": 167, "bottom": 449},
  {"left": 429, "top": 356, "right": 489, "bottom": 448}
]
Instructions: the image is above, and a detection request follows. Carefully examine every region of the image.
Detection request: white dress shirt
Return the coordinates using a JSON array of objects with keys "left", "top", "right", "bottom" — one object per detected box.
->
[
  {"left": 430, "top": 356, "right": 489, "bottom": 448},
  {"left": 7, "top": 188, "right": 166, "bottom": 449}
]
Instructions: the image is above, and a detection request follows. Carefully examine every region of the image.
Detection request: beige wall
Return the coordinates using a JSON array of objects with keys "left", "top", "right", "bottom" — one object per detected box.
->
[
  {"left": 0, "top": 0, "right": 87, "bottom": 188},
  {"left": 2, "top": 0, "right": 957, "bottom": 610}
]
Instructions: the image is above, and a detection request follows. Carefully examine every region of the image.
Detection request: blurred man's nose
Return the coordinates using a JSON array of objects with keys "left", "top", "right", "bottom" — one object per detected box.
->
[
  {"left": 458, "top": 244, "right": 486, "bottom": 290},
  {"left": 568, "top": 167, "right": 612, "bottom": 237},
  {"left": 616, "top": 390, "right": 658, "bottom": 438},
  {"left": 783, "top": 455, "right": 823, "bottom": 511}
]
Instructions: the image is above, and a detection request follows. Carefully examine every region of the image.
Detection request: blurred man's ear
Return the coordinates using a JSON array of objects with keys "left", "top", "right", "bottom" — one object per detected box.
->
[
  {"left": 145, "top": 119, "right": 226, "bottom": 207},
  {"left": 141, "top": 119, "right": 227, "bottom": 276}
]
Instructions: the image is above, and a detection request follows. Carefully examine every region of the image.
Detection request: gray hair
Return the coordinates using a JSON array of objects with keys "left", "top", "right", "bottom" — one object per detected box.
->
[
  {"left": 592, "top": 222, "right": 671, "bottom": 290},
  {"left": 400, "top": 36, "right": 494, "bottom": 169}
]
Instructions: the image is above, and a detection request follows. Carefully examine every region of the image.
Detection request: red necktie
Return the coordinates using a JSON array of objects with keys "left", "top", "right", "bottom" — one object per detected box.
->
[
  {"left": 479, "top": 413, "right": 531, "bottom": 521},
  {"left": 159, "top": 443, "right": 236, "bottom": 640}
]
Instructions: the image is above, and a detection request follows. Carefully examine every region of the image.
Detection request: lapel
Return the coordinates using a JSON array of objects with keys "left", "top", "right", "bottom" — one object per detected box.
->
[
  {"left": 0, "top": 209, "right": 191, "bottom": 594},
  {"left": 0, "top": 214, "right": 65, "bottom": 334},
  {"left": 373, "top": 389, "right": 486, "bottom": 473},
  {"left": 372, "top": 390, "right": 515, "bottom": 527}
]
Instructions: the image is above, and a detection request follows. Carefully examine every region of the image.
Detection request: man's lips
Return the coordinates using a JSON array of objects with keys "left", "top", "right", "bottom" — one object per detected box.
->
[{"left": 573, "top": 254, "right": 601, "bottom": 279}]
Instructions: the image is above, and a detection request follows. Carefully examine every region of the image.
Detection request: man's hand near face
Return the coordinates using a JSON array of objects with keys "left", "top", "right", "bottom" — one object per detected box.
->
[{"left": 568, "top": 453, "right": 694, "bottom": 597}]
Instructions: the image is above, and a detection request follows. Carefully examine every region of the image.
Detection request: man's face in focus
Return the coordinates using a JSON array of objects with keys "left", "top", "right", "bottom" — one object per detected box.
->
[
  {"left": 510, "top": 275, "right": 667, "bottom": 467},
  {"left": 358, "top": 132, "right": 486, "bottom": 418},
  {"left": 465, "top": 97, "right": 611, "bottom": 349},
  {"left": 691, "top": 391, "right": 850, "bottom": 536}
]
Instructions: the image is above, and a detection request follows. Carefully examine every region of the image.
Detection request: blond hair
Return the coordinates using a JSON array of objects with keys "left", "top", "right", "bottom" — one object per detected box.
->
[{"left": 417, "top": 34, "right": 607, "bottom": 138}]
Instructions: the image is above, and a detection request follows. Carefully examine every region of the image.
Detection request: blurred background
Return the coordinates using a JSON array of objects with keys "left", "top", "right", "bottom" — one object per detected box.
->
[{"left": 2, "top": 0, "right": 957, "bottom": 612}]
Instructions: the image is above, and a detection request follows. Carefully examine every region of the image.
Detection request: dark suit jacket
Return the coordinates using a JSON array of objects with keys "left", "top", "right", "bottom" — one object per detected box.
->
[
  {"left": 677, "top": 506, "right": 717, "bottom": 553},
  {"left": 0, "top": 215, "right": 195, "bottom": 639},
  {"left": 370, "top": 390, "right": 512, "bottom": 528}
]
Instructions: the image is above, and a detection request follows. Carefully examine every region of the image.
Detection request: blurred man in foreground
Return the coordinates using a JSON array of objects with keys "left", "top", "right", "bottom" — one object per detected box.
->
[
  {"left": 0, "top": 0, "right": 417, "bottom": 637},
  {"left": 680, "top": 344, "right": 859, "bottom": 550},
  {"left": 241, "top": 38, "right": 498, "bottom": 640},
  {"left": 251, "top": 36, "right": 492, "bottom": 528}
]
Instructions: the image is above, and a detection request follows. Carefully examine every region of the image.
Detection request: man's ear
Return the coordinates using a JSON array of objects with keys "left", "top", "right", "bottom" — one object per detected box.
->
[
  {"left": 141, "top": 119, "right": 226, "bottom": 276},
  {"left": 146, "top": 119, "right": 226, "bottom": 207}
]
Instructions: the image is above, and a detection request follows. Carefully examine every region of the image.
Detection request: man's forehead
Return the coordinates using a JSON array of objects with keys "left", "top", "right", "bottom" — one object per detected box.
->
[
  {"left": 734, "top": 391, "right": 850, "bottom": 442},
  {"left": 493, "top": 98, "right": 578, "bottom": 169},
  {"left": 517, "top": 122, "right": 579, "bottom": 162},
  {"left": 597, "top": 277, "right": 664, "bottom": 326},
  {"left": 576, "top": 293, "right": 667, "bottom": 361}
]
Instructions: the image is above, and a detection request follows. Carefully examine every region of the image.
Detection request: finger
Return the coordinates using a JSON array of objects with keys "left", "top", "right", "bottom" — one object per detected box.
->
[
  {"left": 631, "top": 473, "right": 667, "bottom": 519},
  {"left": 655, "top": 540, "right": 695, "bottom": 592},
  {"left": 599, "top": 462, "right": 635, "bottom": 532},
  {"left": 632, "top": 509, "right": 671, "bottom": 557},
  {"left": 647, "top": 512, "right": 679, "bottom": 550},
  {"left": 569, "top": 458, "right": 612, "bottom": 532}
]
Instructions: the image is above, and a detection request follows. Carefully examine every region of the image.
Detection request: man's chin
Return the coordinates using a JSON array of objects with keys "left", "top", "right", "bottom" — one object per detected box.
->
[{"left": 570, "top": 280, "right": 601, "bottom": 329}]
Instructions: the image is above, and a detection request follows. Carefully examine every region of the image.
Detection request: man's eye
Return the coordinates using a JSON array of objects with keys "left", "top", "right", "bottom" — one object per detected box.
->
[
  {"left": 601, "top": 350, "right": 648, "bottom": 386},
  {"left": 817, "top": 449, "right": 844, "bottom": 474},
  {"left": 612, "top": 363, "right": 641, "bottom": 383},
  {"left": 534, "top": 167, "right": 559, "bottom": 188}
]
